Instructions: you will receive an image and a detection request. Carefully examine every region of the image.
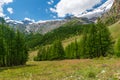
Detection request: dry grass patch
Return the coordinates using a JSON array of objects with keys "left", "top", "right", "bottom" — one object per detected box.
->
[{"left": 0, "top": 58, "right": 120, "bottom": 80}]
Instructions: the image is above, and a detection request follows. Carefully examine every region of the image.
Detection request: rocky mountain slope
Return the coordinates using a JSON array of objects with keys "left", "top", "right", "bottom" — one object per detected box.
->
[
  {"left": 100, "top": 0, "right": 120, "bottom": 25},
  {"left": 5, "top": 17, "right": 93, "bottom": 34},
  {"left": 0, "top": 0, "right": 114, "bottom": 34}
]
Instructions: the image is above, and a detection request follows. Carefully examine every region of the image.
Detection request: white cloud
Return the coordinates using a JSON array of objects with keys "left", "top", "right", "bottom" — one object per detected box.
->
[
  {"left": 7, "top": 7, "right": 13, "bottom": 14},
  {"left": 36, "top": 19, "right": 62, "bottom": 24},
  {"left": 48, "top": 2, "right": 51, "bottom": 5},
  {"left": 24, "top": 17, "right": 35, "bottom": 22},
  {"left": 50, "top": 0, "right": 103, "bottom": 17},
  {"left": 0, "top": 0, "right": 13, "bottom": 4},
  {"left": 50, "top": 8, "right": 56, "bottom": 12},
  {"left": 0, "top": 0, "right": 13, "bottom": 17},
  {"left": 47, "top": 0, "right": 54, "bottom": 5},
  {"left": 53, "top": 16, "right": 56, "bottom": 18},
  {"left": 4, "top": 16, "right": 10, "bottom": 20},
  {"left": 79, "top": 0, "right": 114, "bottom": 18}
]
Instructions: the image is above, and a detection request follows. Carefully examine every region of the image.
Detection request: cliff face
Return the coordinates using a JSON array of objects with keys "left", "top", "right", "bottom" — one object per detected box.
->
[
  {"left": 109, "top": 0, "right": 120, "bottom": 17},
  {"left": 100, "top": 0, "right": 120, "bottom": 25}
]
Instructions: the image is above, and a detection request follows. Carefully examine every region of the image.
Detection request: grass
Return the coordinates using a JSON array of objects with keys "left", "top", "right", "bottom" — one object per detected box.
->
[
  {"left": 62, "top": 35, "right": 81, "bottom": 47},
  {"left": 0, "top": 57, "right": 120, "bottom": 80},
  {"left": 62, "top": 20, "right": 120, "bottom": 47},
  {"left": 1, "top": 22, "right": 120, "bottom": 80},
  {"left": 109, "top": 20, "right": 120, "bottom": 39},
  {"left": 29, "top": 50, "right": 39, "bottom": 61}
]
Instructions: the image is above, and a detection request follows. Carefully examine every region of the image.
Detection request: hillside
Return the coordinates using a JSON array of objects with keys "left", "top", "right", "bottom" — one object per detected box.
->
[
  {"left": 25, "top": 24, "right": 76, "bottom": 48},
  {"left": 0, "top": 0, "right": 120, "bottom": 78},
  {"left": 5, "top": 17, "right": 93, "bottom": 34},
  {"left": 109, "top": 20, "right": 120, "bottom": 39},
  {"left": 25, "top": 23, "right": 93, "bottom": 49},
  {"left": 100, "top": 0, "right": 120, "bottom": 25}
]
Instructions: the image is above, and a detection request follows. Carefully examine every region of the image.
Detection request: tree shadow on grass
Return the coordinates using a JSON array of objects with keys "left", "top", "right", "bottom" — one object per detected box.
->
[{"left": 0, "top": 64, "right": 37, "bottom": 72}]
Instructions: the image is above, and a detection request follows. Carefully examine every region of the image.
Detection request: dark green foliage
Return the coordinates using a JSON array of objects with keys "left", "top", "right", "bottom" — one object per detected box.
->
[
  {"left": 79, "top": 22, "right": 112, "bottom": 58},
  {"left": 40, "top": 25, "right": 83, "bottom": 45},
  {"left": 34, "top": 47, "right": 47, "bottom": 61},
  {"left": 65, "top": 39, "right": 79, "bottom": 59},
  {"left": 34, "top": 40, "right": 65, "bottom": 61},
  {"left": 78, "top": 24, "right": 96, "bottom": 58},
  {"left": 0, "top": 39, "right": 6, "bottom": 66},
  {"left": 65, "top": 22, "right": 112, "bottom": 59},
  {"left": 114, "top": 38, "right": 120, "bottom": 57},
  {"left": 34, "top": 22, "right": 113, "bottom": 61},
  {"left": 51, "top": 40, "right": 65, "bottom": 60},
  {"left": 26, "top": 24, "right": 91, "bottom": 49},
  {"left": 25, "top": 24, "right": 101, "bottom": 50},
  {"left": 0, "top": 23, "right": 28, "bottom": 67},
  {"left": 96, "top": 22, "right": 113, "bottom": 57},
  {"left": 14, "top": 30, "right": 28, "bottom": 65},
  {"left": 25, "top": 33, "right": 43, "bottom": 49}
]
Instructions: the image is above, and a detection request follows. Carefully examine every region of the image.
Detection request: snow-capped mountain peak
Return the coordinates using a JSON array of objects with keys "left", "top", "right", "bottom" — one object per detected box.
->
[
  {"left": 78, "top": 0, "right": 114, "bottom": 18},
  {"left": 5, "top": 18, "right": 23, "bottom": 24}
]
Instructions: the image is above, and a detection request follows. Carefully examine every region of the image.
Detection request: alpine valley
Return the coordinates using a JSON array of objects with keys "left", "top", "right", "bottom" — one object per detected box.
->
[{"left": 1, "top": 0, "right": 120, "bottom": 80}]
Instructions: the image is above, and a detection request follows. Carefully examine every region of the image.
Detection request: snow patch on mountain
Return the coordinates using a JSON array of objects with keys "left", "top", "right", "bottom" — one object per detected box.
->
[
  {"left": 79, "top": 0, "right": 114, "bottom": 18},
  {"left": 5, "top": 17, "right": 23, "bottom": 24}
]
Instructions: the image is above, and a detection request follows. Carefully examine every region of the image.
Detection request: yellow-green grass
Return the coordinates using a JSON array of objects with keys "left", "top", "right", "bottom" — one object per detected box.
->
[
  {"left": 29, "top": 35, "right": 81, "bottom": 61},
  {"left": 1, "top": 22, "right": 120, "bottom": 80},
  {"left": 28, "top": 35, "right": 81, "bottom": 61},
  {"left": 0, "top": 58, "right": 120, "bottom": 80},
  {"left": 62, "top": 35, "right": 81, "bottom": 47},
  {"left": 29, "top": 50, "right": 39, "bottom": 61},
  {"left": 109, "top": 20, "right": 120, "bottom": 39}
]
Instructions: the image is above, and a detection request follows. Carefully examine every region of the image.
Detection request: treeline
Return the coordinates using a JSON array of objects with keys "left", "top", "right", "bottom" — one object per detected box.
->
[
  {"left": 34, "top": 22, "right": 117, "bottom": 61},
  {"left": 26, "top": 24, "right": 91, "bottom": 49},
  {"left": 65, "top": 23, "right": 113, "bottom": 59},
  {"left": 34, "top": 40, "right": 64, "bottom": 61},
  {"left": 25, "top": 33, "right": 43, "bottom": 49},
  {"left": 0, "top": 22, "right": 28, "bottom": 67}
]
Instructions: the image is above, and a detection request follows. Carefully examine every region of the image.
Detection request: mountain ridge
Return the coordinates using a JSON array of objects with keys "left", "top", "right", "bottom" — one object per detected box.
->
[
  {"left": 0, "top": 0, "right": 114, "bottom": 34},
  {"left": 100, "top": 0, "right": 120, "bottom": 25},
  {"left": 4, "top": 17, "right": 94, "bottom": 34}
]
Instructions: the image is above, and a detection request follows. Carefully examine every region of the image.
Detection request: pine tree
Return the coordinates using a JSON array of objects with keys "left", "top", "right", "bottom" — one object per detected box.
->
[
  {"left": 0, "top": 21, "right": 6, "bottom": 66},
  {"left": 65, "top": 42, "right": 76, "bottom": 59},
  {"left": 15, "top": 30, "right": 28, "bottom": 65},
  {"left": 51, "top": 40, "right": 65, "bottom": 60},
  {"left": 0, "top": 19, "right": 28, "bottom": 67},
  {"left": 34, "top": 47, "right": 48, "bottom": 61},
  {"left": 86, "top": 24, "right": 98, "bottom": 58},
  {"left": 65, "top": 45, "right": 70, "bottom": 59},
  {"left": 35, "top": 40, "right": 65, "bottom": 61},
  {"left": 75, "top": 39, "right": 79, "bottom": 58},
  {"left": 0, "top": 38, "right": 6, "bottom": 66},
  {"left": 79, "top": 25, "right": 92, "bottom": 58},
  {"left": 79, "top": 23, "right": 112, "bottom": 58},
  {"left": 96, "top": 22, "right": 112, "bottom": 57},
  {"left": 65, "top": 39, "right": 79, "bottom": 59}
]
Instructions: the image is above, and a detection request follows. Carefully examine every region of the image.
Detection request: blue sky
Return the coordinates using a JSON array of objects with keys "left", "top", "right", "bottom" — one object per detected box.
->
[
  {"left": 3, "top": 0, "right": 60, "bottom": 21},
  {"left": 0, "top": 0, "right": 113, "bottom": 21}
]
